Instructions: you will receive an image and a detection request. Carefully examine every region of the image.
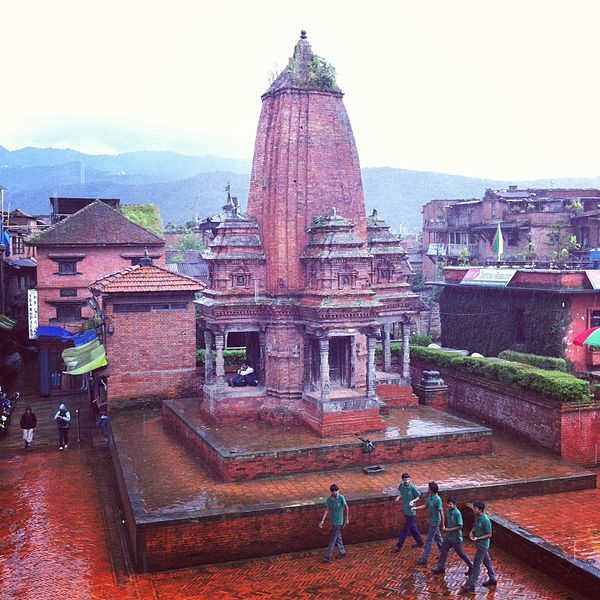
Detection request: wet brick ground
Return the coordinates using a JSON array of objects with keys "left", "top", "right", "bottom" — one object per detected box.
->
[
  {"left": 0, "top": 448, "right": 585, "bottom": 599},
  {"left": 112, "top": 409, "right": 589, "bottom": 514},
  {"left": 169, "top": 398, "right": 484, "bottom": 451},
  {"left": 489, "top": 489, "right": 600, "bottom": 569}
]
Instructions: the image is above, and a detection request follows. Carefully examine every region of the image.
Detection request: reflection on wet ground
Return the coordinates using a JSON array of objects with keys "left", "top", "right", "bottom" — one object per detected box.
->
[
  {"left": 0, "top": 449, "right": 581, "bottom": 600},
  {"left": 111, "top": 408, "right": 589, "bottom": 515},
  {"left": 490, "top": 489, "right": 600, "bottom": 569},
  {"left": 167, "top": 399, "right": 484, "bottom": 453}
]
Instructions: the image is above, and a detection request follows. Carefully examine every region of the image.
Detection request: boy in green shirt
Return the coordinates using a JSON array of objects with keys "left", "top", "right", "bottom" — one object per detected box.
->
[
  {"left": 319, "top": 483, "right": 349, "bottom": 563},
  {"left": 432, "top": 496, "right": 473, "bottom": 575},
  {"left": 461, "top": 500, "right": 497, "bottom": 592},
  {"left": 392, "top": 472, "right": 423, "bottom": 553},
  {"left": 413, "top": 481, "right": 444, "bottom": 564}
]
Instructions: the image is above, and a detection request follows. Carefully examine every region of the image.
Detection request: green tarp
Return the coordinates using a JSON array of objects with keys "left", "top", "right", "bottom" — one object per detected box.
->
[{"left": 62, "top": 341, "right": 107, "bottom": 375}]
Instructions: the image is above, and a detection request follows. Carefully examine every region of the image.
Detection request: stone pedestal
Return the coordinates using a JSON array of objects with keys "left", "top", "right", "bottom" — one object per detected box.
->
[{"left": 414, "top": 370, "right": 448, "bottom": 411}]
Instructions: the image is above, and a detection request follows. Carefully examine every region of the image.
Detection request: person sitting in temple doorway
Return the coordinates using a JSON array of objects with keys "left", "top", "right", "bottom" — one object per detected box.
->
[{"left": 231, "top": 362, "right": 256, "bottom": 387}]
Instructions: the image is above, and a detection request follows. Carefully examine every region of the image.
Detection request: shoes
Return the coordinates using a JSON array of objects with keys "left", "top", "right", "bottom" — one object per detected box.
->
[
  {"left": 465, "top": 567, "right": 472, "bottom": 576},
  {"left": 59, "top": 446, "right": 64, "bottom": 451},
  {"left": 416, "top": 558, "right": 427, "bottom": 565},
  {"left": 412, "top": 542, "right": 424, "bottom": 548},
  {"left": 64, "top": 444, "right": 68, "bottom": 449},
  {"left": 431, "top": 567, "right": 445, "bottom": 574},
  {"left": 337, "top": 553, "right": 347, "bottom": 559},
  {"left": 322, "top": 557, "right": 330, "bottom": 563},
  {"left": 482, "top": 580, "right": 497, "bottom": 588},
  {"left": 460, "top": 585, "right": 475, "bottom": 593},
  {"left": 392, "top": 546, "right": 401, "bottom": 553}
]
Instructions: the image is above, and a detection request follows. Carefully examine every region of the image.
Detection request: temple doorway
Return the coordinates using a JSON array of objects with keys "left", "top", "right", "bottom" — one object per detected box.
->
[{"left": 329, "top": 336, "right": 351, "bottom": 388}]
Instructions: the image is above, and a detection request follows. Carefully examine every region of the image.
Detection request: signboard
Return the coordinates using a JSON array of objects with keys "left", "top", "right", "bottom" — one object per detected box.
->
[
  {"left": 460, "top": 268, "right": 516, "bottom": 287},
  {"left": 27, "top": 289, "right": 38, "bottom": 339},
  {"left": 585, "top": 270, "right": 600, "bottom": 290},
  {"left": 426, "top": 243, "right": 447, "bottom": 257}
]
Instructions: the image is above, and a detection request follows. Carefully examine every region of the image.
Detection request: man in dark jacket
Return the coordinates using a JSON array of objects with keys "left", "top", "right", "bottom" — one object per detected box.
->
[{"left": 20, "top": 406, "right": 37, "bottom": 450}]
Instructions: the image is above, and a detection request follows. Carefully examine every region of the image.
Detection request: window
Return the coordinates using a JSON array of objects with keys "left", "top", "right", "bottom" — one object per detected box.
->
[
  {"left": 113, "top": 302, "right": 187, "bottom": 313},
  {"left": 379, "top": 269, "right": 391, "bottom": 283},
  {"left": 60, "top": 288, "right": 78, "bottom": 297},
  {"left": 12, "top": 236, "right": 25, "bottom": 255},
  {"left": 57, "top": 260, "right": 77, "bottom": 275},
  {"left": 341, "top": 275, "right": 350, "bottom": 286},
  {"left": 508, "top": 232, "right": 518, "bottom": 247},
  {"left": 580, "top": 227, "right": 590, "bottom": 248},
  {"left": 236, "top": 275, "right": 246, "bottom": 286},
  {"left": 590, "top": 310, "right": 600, "bottom": 328},
  {"left": 56, "top": 303, "right": 82, "bottom": 321}
]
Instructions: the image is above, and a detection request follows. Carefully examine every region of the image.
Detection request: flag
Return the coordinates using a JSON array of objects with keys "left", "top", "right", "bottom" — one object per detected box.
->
[{"left": 490, "top": 223, "right": 503, "bottom": 256}]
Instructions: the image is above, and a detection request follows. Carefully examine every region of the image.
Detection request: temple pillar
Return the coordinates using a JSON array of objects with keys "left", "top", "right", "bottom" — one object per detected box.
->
[
  {"left": 303, "top": 334, "right": 311, "bottom": 392},
  {"left": 366, "top": 333, "right": 377, "bottom": 399},
  {"left": 382, "top": 322, "right": 392, "bottom": 373},
  {"left": 349, "top": 335, "right": 356, "bottom": 388},
  {"left": 204, "top": 329, "right": 214, "bottom": 385},
  {"left": 259, "top": 329, "right": 266, "bottom": 386},
  {"left": 402, "top": 323, "right": 411, "bottom": 378},
  {"left": 215, "top": 332, "right": 226, "bottom": 388},
  {"left": 319, "top": 336, "right": 330, "bottom": 401}
]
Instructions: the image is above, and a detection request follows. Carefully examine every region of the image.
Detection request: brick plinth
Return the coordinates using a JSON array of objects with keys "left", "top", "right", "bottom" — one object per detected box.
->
[
  {"left": 200, "top": 385, "right": 267, "bottom": 424},
  {"left": 376, "top": 384, "right": 419, "bottom": 408},
  {"left": 163, "top": 400, "right": 491, "bottom": 482}
]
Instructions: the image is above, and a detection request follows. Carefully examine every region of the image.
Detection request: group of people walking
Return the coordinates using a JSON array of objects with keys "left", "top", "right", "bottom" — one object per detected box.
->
[
  {"left": 19, "top": 403, "right": 71, "bottom": 450},
  {"left": 320, "top": 473, "right": 496, "bottom": 593}
]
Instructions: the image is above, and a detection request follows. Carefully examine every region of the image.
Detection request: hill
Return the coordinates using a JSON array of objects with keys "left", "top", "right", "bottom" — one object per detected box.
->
[{"left": 2, "top": 146, "right": 600, "bottom": 231}]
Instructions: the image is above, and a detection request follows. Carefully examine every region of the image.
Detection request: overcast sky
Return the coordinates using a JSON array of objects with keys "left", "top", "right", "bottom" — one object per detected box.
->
[{"left": 2, "top": 0, "right": 599, "bottom": 179}]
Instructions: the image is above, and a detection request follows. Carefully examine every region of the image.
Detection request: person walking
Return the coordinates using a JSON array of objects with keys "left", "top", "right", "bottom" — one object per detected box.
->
[
  {"left": 392, "top": 472, "right": 423, "bottom": 553},
  {"left": 461, "top": 500, "right": 497, "bottom": 592},
  {"left": 432, "top": 496, "right": 473, "bottom": 575},
  {"left": 319, "top": 483, "right": 350, "bottom": 563},
  {"left": 413, "top": 481, "right": 444, "bottom": 565},
  {"left": 54, "top": 403, "right": 71, "bottom": 450},
  {"left": 19, "top": 406, "right": 37, "bottom": 450}
]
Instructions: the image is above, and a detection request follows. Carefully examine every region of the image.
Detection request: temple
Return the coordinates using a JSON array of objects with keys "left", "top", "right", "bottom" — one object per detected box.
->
[{"left": 196, "top": 31, "right": 425, "bottom": 436}]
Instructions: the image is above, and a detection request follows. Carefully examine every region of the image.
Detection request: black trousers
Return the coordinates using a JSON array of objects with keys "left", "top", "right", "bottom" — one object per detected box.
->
[{"left": 58, "top": 427, "right": 69, "bottom": 447}]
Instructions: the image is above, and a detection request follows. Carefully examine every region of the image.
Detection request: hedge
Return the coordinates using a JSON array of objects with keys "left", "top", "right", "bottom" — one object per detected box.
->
[
  {"left": 498, "top": 350, "right": 567, "bottom": 372},
  {"left": 197, "top": 348, "right": 246, "bottom": 367},
  {"left": 410, "top": 334, "right": 433, "bottom": 347},
  {"left": 410, "top": 345, "right": 590, "bottom": 404}
]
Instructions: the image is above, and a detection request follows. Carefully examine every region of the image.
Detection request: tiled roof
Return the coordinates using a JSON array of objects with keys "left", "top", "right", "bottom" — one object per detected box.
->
[
  {"left": 90, "top": 264, "right": 204, "bottom": 294},
  {"left": 27, "top": 200, "right": 164, "bottom": 246}
]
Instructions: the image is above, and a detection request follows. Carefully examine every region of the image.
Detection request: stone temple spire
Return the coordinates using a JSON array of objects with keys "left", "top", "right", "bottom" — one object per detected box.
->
[{"left": 247, "top": 32, "right": 365, "bottom": 295}]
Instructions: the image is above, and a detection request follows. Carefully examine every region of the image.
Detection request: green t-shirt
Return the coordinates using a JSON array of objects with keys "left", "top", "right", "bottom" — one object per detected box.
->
[
  {"left": 445, "top": 507, "right": 463, "bottom": 543},
  {"left": 325, "top": 494, "right": 347, "bottom": 526},
  {"left": 474, "top": 513, "right": 492, "bottom": 549},
  {"left": 398, "top": 483, "right": 420, "bottom": 516},
  {"left": 427, "top": 493, "right": 443, "bottom": 525}
]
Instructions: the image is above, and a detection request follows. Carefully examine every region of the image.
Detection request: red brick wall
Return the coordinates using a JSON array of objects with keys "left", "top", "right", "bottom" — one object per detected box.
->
[
  {"left": 411, "top": 358, "right": 600, "bottom": 466},
  {"left": 247, "top": 89, "right": 367, "bottom": 295},
  {"left": 104, "top": 295, "right": 198, "bottom": 405},
  {"left": 36, "top": 244, "right": 165, "bottom": 326},
  {"left": 565, "top": 294, "right": 600, "bottom": 372}
]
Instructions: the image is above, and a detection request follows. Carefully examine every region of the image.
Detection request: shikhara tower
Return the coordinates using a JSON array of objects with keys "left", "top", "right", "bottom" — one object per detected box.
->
[{"left": 197, "top": 31, "right": 424, "bottom": 435}]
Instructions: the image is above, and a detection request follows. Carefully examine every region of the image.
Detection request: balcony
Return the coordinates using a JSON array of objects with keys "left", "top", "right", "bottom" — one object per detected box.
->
[{"left": 447, "top": 244, "right": 478, "bottom": 257}]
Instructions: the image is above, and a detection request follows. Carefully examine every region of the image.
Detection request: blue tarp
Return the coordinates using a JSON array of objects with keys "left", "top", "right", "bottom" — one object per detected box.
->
[{"left": 36, "top": 326, "right": 97, "bottom": 345}]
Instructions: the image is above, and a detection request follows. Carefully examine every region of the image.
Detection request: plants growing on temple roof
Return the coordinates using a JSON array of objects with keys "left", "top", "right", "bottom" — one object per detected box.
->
[{"left": 308, "top": 56, "right": 340, "bottom": 91}]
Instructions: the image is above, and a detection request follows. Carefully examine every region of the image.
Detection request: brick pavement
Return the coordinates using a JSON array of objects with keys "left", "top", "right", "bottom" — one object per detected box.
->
[
  {"left": 111, "top": 409, "right": 591, "bottom": 514},
  {"left": 0, "top": 447, "right": 584, "bottom": 599},
  {"left": 489, "top": 489, "right": 600, "bottom": 568}
]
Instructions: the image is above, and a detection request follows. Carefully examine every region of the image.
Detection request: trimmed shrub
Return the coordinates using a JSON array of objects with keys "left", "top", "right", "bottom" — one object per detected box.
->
[
  {"left": 410, "top": 334, "right": 433, "bottom": 347},
  {"left": 197, "top": 348, "right": 247, "bottom": 367},
  {"left": 498, "top": 350, "right": 567, "bottom": 372},
  {"left": 410, "top": 345, "right": 590, "bottom": 404}
]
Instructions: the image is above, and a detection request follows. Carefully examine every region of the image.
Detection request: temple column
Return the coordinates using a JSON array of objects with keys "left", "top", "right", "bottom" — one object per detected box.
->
[
  {"left": 259, "top": 330, "right": 266, "bottom": 386},
  {"left": 349, "top": 335, "right": 356, "bottom": 388},
  {"left": 366, "top": 333, "right": 377, "bottom": 399},
  {"left": 402, "top": 323, "right": 411, "bottom": 378},
  {"left": 215, "top": 332, "right": 226, "bottom": 388},
  {"left": 303, "top": 334, "right": 311, "bottom": 392},
  {"left": 319, "top": 336, "right": 330, "bottom": 401},
  {"left": 382, "top": 322, "right": 392, "bottom": 373},
  {"left": 204, "top": 329, "right": 214, "bottom": 385}
]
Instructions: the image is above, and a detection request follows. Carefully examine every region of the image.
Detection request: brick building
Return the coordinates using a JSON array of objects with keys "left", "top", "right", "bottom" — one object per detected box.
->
[
  {"left": 422, "top": 187, "right": 600, "bottom": 281},
  {"left": 26, "top": 200, "right": 165, "bottom": 395},
  {"left": 438, "top": 266, "right": 600, "bottom": 373},
  {"left": 90, "top": 259, "right": 203, "bottom": 405},
  {"left": 197, "top": 32, "right": 425, "bottom": 436}
]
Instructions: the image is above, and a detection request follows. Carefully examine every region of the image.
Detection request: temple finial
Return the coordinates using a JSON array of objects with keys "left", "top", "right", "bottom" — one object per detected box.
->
[{"left": 300, "top": 29, "right": 307, "bottom": 39}]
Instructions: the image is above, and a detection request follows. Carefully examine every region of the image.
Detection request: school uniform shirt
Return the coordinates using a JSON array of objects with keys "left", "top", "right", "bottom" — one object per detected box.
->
[
  {"left": 325, "top": 494, "right": 347, "bottom": 527},
  {"left": 427, "top": 493, "right": 443, "bottom": 525},
  {"left": 474, "top": 513, "right": 492, "bottom": 549},
  {"left": 445, "top": 507, "right": 463, "bottom": 543},
  {"left": 398, "top": 483, "right": 420, "bottom": 516}
]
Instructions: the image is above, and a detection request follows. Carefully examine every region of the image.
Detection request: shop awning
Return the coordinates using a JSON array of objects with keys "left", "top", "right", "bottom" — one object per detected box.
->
[
  {"left": 0, "top": 315, "right": 17, "bottom": 330},
  {"left": 62, "top": 341, "right": 107, "bottom": 375}
]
